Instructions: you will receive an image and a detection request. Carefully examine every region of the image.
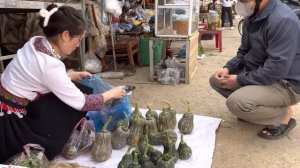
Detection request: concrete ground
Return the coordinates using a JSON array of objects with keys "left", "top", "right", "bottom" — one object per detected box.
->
[{"left": 106, "top": 19, "right": 300, "bottom": 168}]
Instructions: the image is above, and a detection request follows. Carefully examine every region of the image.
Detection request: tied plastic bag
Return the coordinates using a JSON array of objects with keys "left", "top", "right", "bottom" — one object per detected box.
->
[
  {"left": 103, "top": 0, "right": 122, "bottom": 17},
  {"left": 82, "top": 75, "right": 132, "bottom": 132},
  {"left": 165, "top": 56, "right": 185, "bottom": 78},
  {"left": 6, "top": 144, "right": 50, "bottom": 168},
  {"left": 158, "top": 68, "right": 181, "bottom": 85},
  {"left": 83, "top": 51, "right": 102, "bottom": 73},
  {"left": 61, "top": 118, "right": 96, "bottom": 159}
]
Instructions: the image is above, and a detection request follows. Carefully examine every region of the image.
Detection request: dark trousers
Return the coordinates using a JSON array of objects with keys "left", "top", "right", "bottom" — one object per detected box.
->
[
  {"left": 221, "top": 6, "right": 233, "bottom": 27},
  {"left": 0, "top": 82, "right": 92, "bottom": 163}
]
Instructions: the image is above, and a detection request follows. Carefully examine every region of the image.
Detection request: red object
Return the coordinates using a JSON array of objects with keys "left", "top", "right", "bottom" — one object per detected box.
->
[
  {"left": 166, "top": 47, "right": 173, "bottom": 57},
  {"left": 199, "top": 22, "right": 209, "bottom": 30},
  {"left": 198, "top": 29, "right": 223, "bottom": 52},
  {"left": 111, "top": 16, "right": 120, "bottom": 24}
]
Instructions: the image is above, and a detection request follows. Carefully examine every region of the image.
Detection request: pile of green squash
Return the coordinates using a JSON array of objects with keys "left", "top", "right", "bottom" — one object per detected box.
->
[
  {"left": 116, "top": 102, "right": 193, "bottom": 168},
  {"left": 89, "top": 101, "right": 194, "bottom": 167}
]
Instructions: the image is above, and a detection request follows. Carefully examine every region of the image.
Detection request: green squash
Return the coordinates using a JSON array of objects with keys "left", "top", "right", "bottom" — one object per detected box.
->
[
  {"left": 138, "top": 126, "right": 149, "bottom": 154},
  {"left": 156, "top": 155, "right": 176, "bottom": 168},
  {"left": 144, "top": 113, "right": 158, "bottom": 136},
  {"left": 118, "top": 146, "right": 135, "bottom": 168},
  {"left": 147, "top": 144, "right": 162, "bottom": 165},
  {"left": 128, "top": 151, "right": 142, "bottom": 168},
  {"left": 91, "top": 116, "right": 112, "bottom": 162},
  {"left": 140, "top": 144, "right": 156, "bottom": 168},
  {"left": 162, "top": 101, "right": 177, "bottom": 129},
  {"left": 150, "top": 129, "right": 177, "bottom": 146},
  {"left": 163, "top": 135, "right": 179, "bottom": 163},
  {"left": 128, "top": 103, "right": 145, "bottom": 145},
  {"left": 178, "top": 102, "right": 194, "bottom": 134},
  {"left": 145, "top": 105, "right": 158, "bottom": 123},
  {"left": 112, "top": 113, "right": 130, "bottom": 149},
  {"left": 177, "top": 135, "right": 192, "bottom": 160},
  {"left": 157, "top": 108, "right": 172, "bottom": 132}
]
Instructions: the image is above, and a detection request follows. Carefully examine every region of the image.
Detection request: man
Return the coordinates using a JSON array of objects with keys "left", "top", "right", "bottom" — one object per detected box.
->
[{"left": 210, "top": 0, "right": 300, "bottom": 140}]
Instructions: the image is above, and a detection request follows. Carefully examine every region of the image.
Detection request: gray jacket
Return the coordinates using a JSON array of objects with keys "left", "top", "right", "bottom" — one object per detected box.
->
[{"left": 225, "top": 0, "right": 300, "bottom": 92}]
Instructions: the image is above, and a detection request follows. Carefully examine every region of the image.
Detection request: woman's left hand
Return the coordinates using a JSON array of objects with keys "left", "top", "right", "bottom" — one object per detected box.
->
[{"left": 68, "top": 71, "right": 92, "bottom": 81}]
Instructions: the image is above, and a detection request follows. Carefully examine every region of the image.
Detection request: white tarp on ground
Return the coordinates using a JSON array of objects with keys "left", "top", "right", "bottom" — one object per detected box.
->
[{"left": 56, "top": 109, "right": 221, "bottom": 168}]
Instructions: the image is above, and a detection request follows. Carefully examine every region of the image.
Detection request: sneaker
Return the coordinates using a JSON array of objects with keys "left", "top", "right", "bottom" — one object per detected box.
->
[{"left": 230, "top": 27, "right": 234, "bottom": 30}]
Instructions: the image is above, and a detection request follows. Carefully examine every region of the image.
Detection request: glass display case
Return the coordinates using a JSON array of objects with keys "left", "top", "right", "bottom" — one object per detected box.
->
[{"left": 155, "top": 0, "right": 199, "bottom": 37}]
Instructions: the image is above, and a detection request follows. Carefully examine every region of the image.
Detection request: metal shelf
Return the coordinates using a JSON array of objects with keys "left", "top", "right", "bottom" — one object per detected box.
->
[
  {"left": 157, "top": 4, "right": 189, "bottom": 9},
  {"left": 0, "top": 0, "right": 82, "bottom": 10}
]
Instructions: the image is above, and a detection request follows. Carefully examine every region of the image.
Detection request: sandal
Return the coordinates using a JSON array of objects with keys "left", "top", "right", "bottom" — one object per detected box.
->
[
  {"left": 258, "top": 118, "right": 297, "bottom": 140},
  {"left": 237, "top": 118, "right": 248, "bottom": 122}
]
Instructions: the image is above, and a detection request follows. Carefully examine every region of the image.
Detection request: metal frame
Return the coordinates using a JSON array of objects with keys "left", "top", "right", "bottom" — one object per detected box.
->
[
  {"left": 154, "top": 0, "right": 198, "bottom": 38},
  {"left": 149, "top": 37, "right": 190, "bottom": 83},
  {"left": 0, "top": 0, "right": 86, "bottom": 71}
]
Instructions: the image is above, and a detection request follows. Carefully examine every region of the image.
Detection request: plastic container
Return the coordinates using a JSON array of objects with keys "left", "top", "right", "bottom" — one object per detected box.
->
[
  {"left": 140, "top": 38, "right": 163, "bottom": 66},
  {"left": 208, "top": 10, "right": 219, "bottom": 30},
  {"left": 175, "top": 19, "right": 189, "bottom": 35}
]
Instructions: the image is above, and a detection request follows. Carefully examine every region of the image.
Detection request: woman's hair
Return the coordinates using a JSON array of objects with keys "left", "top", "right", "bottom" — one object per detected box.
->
[{"left": 39, "top": 4, "right": 85, "bottom": 38}]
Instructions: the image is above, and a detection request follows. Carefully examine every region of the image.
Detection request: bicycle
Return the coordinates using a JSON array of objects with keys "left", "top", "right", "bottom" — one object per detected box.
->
[{"left": 237, "top": 18, "right": 244, "bottom": 36}]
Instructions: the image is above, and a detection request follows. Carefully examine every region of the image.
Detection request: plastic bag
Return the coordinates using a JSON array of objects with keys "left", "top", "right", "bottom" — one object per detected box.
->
[
  {"left": 103, "top": 0, "right": 122, "bottom": 17},
  {"left": 165, "top": 57, "right": 185, "bottom": 77},
  {"left": 61, "top": 118, "right": 96, "bottom": 159},
  {"left": 83, "top": 51, "right": 102, "bottom": 73},
  {"left": 159, "top": 68, "right": 181, "bottom": 85},
  {"left": 82, "top": 75, "right": 132, "bottom": 132},
  {"left": 134, "top": 5, "right": 150, "bottom": 22},
  {"left": 6, "top": 144, "right": 50, "bottom": 168}
]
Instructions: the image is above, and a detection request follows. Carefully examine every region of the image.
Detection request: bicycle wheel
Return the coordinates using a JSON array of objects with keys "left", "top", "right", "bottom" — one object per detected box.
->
[{"left": 238, "top": 19, "right": 244, "bottom": 36}]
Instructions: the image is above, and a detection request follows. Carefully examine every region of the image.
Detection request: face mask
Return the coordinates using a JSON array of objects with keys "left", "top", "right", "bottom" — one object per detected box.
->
[{"left": 235, "top": 0, "right": 255, "bottom": 17}]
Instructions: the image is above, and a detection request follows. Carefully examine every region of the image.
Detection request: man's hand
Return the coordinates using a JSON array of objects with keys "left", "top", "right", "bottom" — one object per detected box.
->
[
  {"left": 219, "top": 74, "right": 240, "bottom": 90},
  {"left": 215, "top": 67, "right": 229, "bottom": 79},
  {"left": 68, "top": 71, "right": 92, "bottom": 81}
]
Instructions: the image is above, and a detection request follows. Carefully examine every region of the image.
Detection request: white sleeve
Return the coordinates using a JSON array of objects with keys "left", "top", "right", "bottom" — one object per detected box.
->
[{"left": 42, "top": 60, "right": 85, "bottom": 110}]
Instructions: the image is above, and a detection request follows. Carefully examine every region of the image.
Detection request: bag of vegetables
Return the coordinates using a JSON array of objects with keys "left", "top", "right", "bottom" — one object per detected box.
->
[
  {"left": 83, "top": 75, "right": 132, "bottom": 132},
  {"left": 6, "top": 144, "right": 50, "bottom": 168},
  {"left": 61, "top": 117, "right": 96, "bottom": 159}
]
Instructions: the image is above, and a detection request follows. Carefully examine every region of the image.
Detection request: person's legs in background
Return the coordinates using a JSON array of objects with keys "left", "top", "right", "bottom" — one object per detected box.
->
[
  {"left": 221, "top": 6, "right": 227, "bottom": 28},
  {"left": 227, "top": 7, "right": 234, "bottom": 29}
]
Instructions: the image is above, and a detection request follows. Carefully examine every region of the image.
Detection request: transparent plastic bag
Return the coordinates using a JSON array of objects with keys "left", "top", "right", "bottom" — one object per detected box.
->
[
  {"left": 103, "top": 0, "right": 122, "bottom": 16},
  {"left": 82, "top": 75, "right": 132, "bottom": 132},
  {"left": 83, "top": 51, "right": 102, "bottom": 73},
  {"left": 6, "top": 144, "right": 50, "bottom": 168},
  {"left": 61, "top": 118, "right": 96, "bottom": 159},
  {"left": 160, "top": 68, "right": 181, "bottom": 85}
]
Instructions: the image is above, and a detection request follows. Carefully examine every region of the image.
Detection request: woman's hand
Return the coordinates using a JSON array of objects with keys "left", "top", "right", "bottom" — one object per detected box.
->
[
  {"left": 102, "top": 87, "right": 127, "bottom": 102},
  {"left": 68, "top": 71, "right": 92, "bottom": 81}
]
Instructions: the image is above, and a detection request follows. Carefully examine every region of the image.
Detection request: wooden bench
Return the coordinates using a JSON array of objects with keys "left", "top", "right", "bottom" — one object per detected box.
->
[{"left": 106, "top": 38, "right": 141, "bottom": 69}]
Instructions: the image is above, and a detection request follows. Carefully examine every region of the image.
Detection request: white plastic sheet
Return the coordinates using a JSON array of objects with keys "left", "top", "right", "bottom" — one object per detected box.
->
[{"left": 56, "top": 109, "right": 221, "bottom": 168}]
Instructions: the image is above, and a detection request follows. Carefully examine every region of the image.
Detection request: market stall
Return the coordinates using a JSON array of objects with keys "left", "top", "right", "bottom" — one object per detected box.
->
[{"left": 146, "top": 0, "right": 199, "bottom": 85}]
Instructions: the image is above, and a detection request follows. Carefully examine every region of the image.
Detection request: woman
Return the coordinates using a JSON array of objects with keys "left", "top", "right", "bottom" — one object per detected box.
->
[{"left": 0, "top": 4, "right": 126, "bottom": 162}]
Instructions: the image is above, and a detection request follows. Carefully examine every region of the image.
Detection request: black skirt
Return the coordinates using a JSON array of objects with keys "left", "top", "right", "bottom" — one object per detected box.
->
[{"left": 0, "top": 82, "right": 92, "bottom": 163}]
